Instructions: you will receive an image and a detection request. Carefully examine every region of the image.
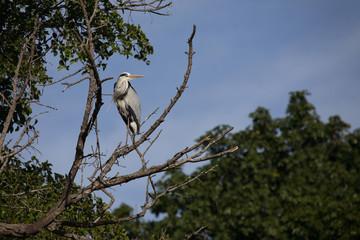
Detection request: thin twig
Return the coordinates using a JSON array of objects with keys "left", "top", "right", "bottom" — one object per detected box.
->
[
  {"left": 141, "top": 107, "right": 159, "bottom": 127},
  {"left": 143, "top": 129, "right": 162, "bottom": 156},
  {"left": 62, "top": 76, "right": 90, "bottom": 92},
  {"left": 184, "top": 225, "right": 209, "bottom": 240},
  {"left": 0, "top": 132, "right": 39, "bottom": 175},
  {"left": 0, "top": 92, "right": 11, "bottom": 106},
  {"left": 43, "top": 65, "right": 88, "bottom": 87},
  {"left": 0, "top": 188, "right": 52, "bottom": 198}
]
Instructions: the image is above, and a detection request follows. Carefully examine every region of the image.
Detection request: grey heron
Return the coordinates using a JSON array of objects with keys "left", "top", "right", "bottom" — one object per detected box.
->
[{"left": 113, "top": 72, "right": 143, "bottom": 134}]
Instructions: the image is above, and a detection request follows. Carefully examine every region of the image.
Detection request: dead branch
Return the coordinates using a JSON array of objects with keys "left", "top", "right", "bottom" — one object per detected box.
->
[
  {"left": 34, "top": 102, "right": 58, "bottom": 110},
  {"left": 45, "top": 25, "right": 237, "bottom": 234},
  {"left": 116, "top": 0, "right": 173, "bottom": 16},
  {"left": 144, "top": 129, "right": 162, "bottom": 156},
  {"left": 141, "top": 107, "right": 160, "bottom": 127},
  {"left": 0, "top": 92, "right": 11, "bottom": 106},
  {"left": 0, "top": 19, "right": 238, "bottom": 239},
  {"left": 100, "top": 77, "right": 114, "bottom": 84},
  {"left": 184, "top": 225, "right": 209, "bottom": 240},
  {"left": 60, "top": 165, "right": 218, "bottom": 228},
  {"left": 0, "top": 132, "right": 39, "bottom": 175},
  {"left": 99, "top": 25, "right": 197, "bottom": 179},
  {"left": 43, "top": 65, "right": 88, "bottom": 87},
  {"left": 62, "top": 128, "right": 236, "bottom": 222},
  {"left": 0, "top": 110, "right": 45, "bottom": 170},
  {"left": 62, "top": 76, "right": 90, "bottom": 92},
  {"left": 0, "top": 188, "right": 52, "bottom": 198},
  {"left": 93, "top": 188, "right": 115, "bottom": 223}
]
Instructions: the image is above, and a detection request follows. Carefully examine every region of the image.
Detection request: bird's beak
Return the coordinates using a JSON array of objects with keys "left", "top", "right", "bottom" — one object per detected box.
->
[{"left": 129, "top": 75, "right": 144, "bottom": 80}]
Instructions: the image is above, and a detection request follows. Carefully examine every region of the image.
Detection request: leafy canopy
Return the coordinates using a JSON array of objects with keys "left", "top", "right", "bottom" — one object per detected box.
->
[
  {"left": 0, "top": 1, "right": 157, "bottom": 238},
  {"left": 146, "top": 91, "right": 360, "bottom": 240},
  {"left": 0, "top": 0, "right": 153, "bottom": 133}
]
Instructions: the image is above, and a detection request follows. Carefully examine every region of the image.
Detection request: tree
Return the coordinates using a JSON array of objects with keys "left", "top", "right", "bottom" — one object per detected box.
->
[
  {"left": 149, "top": 91, "right": 360, "bottom": 239},
  {"left": 1, "top": 157, "right": 130, "bottom": 239},
  {"left": 0, "top": 1, "right": 236, "bottom": 238}
]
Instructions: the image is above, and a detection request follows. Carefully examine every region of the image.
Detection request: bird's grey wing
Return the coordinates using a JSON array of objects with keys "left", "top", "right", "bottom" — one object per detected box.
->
[
  {"left": 127, "top": 83, "right": 141, "bottom": 124},
  {"left": 126, "top": 104, "right": 140, "bottom": 134},
  {"left": 114, "top": 100, "right": 128, "bottom": 125}
]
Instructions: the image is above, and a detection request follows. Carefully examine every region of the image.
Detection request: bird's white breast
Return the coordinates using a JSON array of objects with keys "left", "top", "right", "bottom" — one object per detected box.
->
[{"left": 113, "top": 80, "right": 128, "bottom": 100}]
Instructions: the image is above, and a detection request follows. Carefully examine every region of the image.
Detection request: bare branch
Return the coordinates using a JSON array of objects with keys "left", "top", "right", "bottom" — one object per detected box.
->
[
  {"left": 100, "top": 77, "right": 114, "bottom": 84},
  {"left": 100, "top": 25, "right": 197, "bottom": 178},
  {"left": 143, "top": 129, "right": 162, "bottom": 156},
  {"left": 50, "top": 26, "right": 237, "bottom": 234},
  {"left": 93, "top": 188, "right": 115, "bottom": 223},
  {"left": 0, "top": 188, "right": 52, "bottom": 198},
  {"left": 67, "top": 127, "right": 236, "bottom": 210},
  {"left": 0, "top": 132, "right": 40, "bottom": 173},
  {"left": 62, "top": 76, "right": 90, "bottom": 92},
  {"left": 43, "top": 65, "right": 88, "bottom": 87},
  {"left": 61, "top": 165, "right": 218, "bottom": 228},
  {"left": 34, "top": 102, "right": 58, "bottom": 110},
  {"left": 141, "top": 107, "right": 160, "bottom": 127},
  {"left": 0, "top": 92, "right": 11, "bottom": 106},
  {"left": 116, "top": 0, "right": 173, "bottom": 16},
  {"left": 184, "top": 225, "right": 209, "bottom": 240},
  {"left": 0, "top": 22, "right": 238, "bottom": 240}
]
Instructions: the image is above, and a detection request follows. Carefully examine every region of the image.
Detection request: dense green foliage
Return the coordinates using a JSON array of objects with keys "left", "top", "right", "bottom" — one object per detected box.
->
[
  {"left": 1, "top": 1, "right": 157, "bottom": 238},
  {"left": 1, "top": 1, "right": 50, "bottom": 133},
  {"left": 144, "top": 91, "right": 360, "bottom": 239},
  {"left": 0, "top": 156, "right": 130, "bottom": 239},
  {"left": 0, "top": 0, "right": 153, "bottom": 133}
]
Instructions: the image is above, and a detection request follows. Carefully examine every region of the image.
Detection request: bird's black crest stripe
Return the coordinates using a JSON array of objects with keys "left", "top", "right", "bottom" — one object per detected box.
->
[{"left": 128, "top": 82, "right": 137, "bottom": 94}]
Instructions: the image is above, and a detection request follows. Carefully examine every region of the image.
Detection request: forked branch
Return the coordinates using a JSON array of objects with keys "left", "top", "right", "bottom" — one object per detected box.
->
[
  {"left": 51, "top": 25, "right": 237, "bottom": 233},
  {"left": 0, "top": 22, "right": 238, "bottom": 239}
]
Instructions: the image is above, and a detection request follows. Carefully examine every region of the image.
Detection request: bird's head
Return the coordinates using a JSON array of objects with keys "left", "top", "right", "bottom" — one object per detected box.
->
[{"left": 118, "top": 72, "right": 144, "bottom": 82}]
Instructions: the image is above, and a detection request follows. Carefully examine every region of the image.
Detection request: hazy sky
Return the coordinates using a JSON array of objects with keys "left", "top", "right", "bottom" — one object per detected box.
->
[{"left": 33, "top": 0, "right": 360, "bottom": 218}]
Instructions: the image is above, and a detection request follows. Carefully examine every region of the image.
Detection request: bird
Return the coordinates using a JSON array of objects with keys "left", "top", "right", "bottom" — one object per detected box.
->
[{"left": 113, "top": 72, "right": 143, "bottom": 134}]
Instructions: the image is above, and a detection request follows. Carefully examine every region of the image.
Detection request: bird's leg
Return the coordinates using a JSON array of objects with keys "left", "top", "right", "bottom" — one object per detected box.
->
[{"left": 125, "top": 118, "right": 130, "bottom": 145}]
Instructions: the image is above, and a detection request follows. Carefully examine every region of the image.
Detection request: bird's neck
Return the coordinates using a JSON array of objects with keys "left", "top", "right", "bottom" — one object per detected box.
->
[{"left": 114, "top": 80, "right": 129, "bottom": 98}]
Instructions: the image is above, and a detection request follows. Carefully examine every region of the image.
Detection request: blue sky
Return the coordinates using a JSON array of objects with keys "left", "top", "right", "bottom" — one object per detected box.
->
[{"left": 33, "top": 0, "right": 360, "bottom": 218}]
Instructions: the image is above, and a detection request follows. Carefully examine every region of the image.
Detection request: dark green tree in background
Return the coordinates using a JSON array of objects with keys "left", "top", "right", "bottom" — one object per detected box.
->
[
  {"left": 0, "top": 0, "right": 235, "bottom": 238},
  {"left": 146, "top": 91, "right": 360, "bottom": 239}
]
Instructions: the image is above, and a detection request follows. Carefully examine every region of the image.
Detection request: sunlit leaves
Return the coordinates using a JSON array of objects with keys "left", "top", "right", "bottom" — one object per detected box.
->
[
  {"left": 1, "top": 0, "right": 154, "bottom": 134},
  {"left": 51, "top": 0, "right": 154, "bottom": 71}
]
